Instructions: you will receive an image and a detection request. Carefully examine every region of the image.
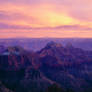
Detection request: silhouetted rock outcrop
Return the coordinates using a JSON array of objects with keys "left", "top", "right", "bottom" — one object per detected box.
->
[
  {"left": 0, "top": 82, "right": 13, "bottom": 92},
  {"left": 18, "top": 67, "right": 55, "bottom": 92},
  {"left": 0, "top": 42, "right": 92, "bottom": 92},
  {"left": 0, "top": 46, "right": 40, "bottom": 70}
]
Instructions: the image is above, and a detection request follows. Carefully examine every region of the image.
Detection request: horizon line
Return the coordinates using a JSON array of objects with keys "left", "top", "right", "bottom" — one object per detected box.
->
[{"left": 0, "top": 37, "right": 92, "bottom": 39}]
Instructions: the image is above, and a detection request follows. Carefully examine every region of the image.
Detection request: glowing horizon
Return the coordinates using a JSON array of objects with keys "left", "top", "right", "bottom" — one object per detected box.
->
[{"left": 0, "top": 0, "right": 92, "bottom": 38}]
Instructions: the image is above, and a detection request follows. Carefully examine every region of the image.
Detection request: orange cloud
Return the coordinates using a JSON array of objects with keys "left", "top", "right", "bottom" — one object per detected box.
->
[{"left": 0, "top": 1, "right": 92, "bottom": 38}]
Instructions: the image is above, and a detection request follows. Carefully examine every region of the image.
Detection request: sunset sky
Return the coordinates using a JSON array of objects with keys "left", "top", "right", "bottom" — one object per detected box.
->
[{"left": 0, "top": 0, "right": 92, "bottom": 38}]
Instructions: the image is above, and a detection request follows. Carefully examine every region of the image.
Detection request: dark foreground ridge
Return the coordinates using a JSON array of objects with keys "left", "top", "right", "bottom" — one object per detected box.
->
[{"left": 0, "top": 41, "right": 92, "bottom": 92}]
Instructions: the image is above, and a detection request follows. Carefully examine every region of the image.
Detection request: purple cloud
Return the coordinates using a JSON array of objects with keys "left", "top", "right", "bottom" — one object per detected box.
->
[{"left": 0, "top": 22, "right": 92, "bottom": 31}]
